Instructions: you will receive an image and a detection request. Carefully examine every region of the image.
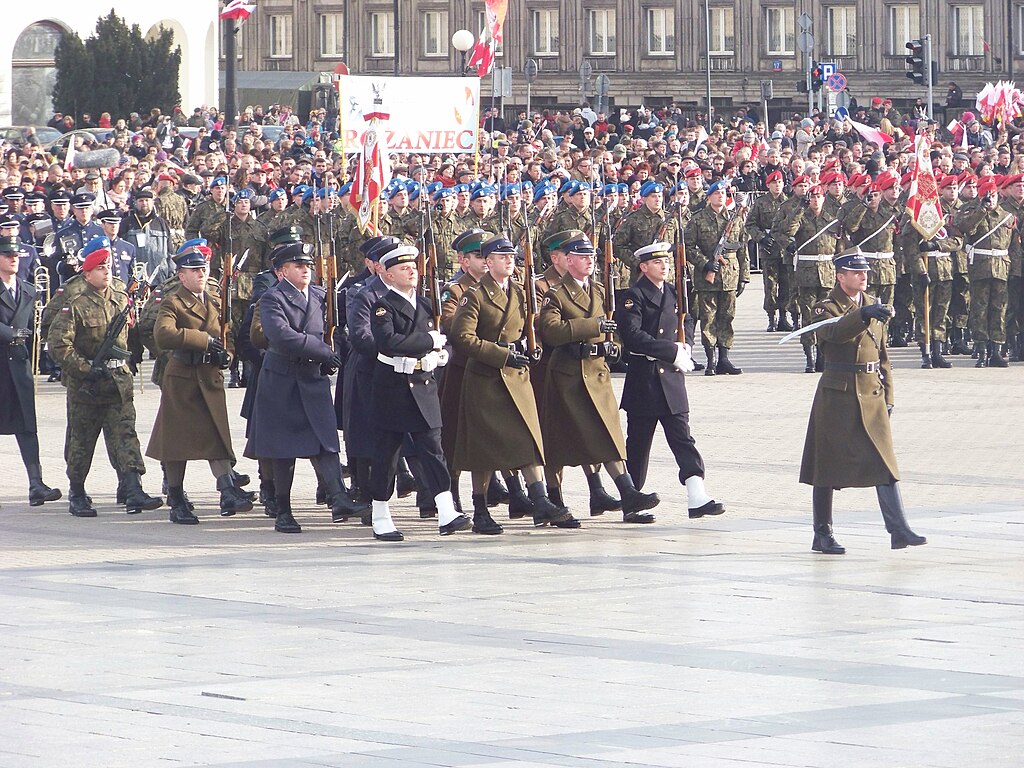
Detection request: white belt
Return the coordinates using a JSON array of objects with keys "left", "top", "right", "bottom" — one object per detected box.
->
[
  {"left": 377, "top": 352, "right": 423, "bottom": 371},
  {"left": 860, "top": 252, "right": 894, "bottom": 260},
  {"left": 970, "top": 249, "right": 1008, "bottom": 257},
  {"left": 105, "top": 359, "right": 127, "bottom": 370},
  {"left": 797, "top": 255, "right": 834, "bottom": 262}
]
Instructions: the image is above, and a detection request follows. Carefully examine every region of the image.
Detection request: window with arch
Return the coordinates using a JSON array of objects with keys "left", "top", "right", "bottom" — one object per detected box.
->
[{"left": 12, "top": 21, "right": 64, "bottom": 125}]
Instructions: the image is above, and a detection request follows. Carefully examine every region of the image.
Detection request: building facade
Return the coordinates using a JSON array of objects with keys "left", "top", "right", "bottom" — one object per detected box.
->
[
  {"left": 234, "top": 0, "right": 1022, "bottom": 117},
  {"left": 1, "top": 1, "right": 218, "bottom": 126}
]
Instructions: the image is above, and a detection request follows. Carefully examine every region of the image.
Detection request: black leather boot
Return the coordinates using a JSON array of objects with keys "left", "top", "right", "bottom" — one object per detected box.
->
[
  {"left": 776, "top": 312, "right": 794, "bottom": 332},
  {"left": 115, "top": 470, "right": 126, "bottom": 505},
  {"left": 586, "top": 471, "right": 621, "bottom": 516},
  {"left": 259, "top": 482, "right": 278, "bottom": 517},
  {"left": 396, "top": 459, "right": 416, "bottom": 498},
  {"left": 486, "top": 473, "right": 510, "bottom": 506},
  {"left": 274, "top": 499, "right": 302, "bottom": 533},
  {"left": 811, "top": 487, "right": 844, "bottom": 554},
  {"left": 471, "top": 493, "right": 504, "bottom": 535},
  {"left": 227, "top": 361, "right": 241, "bottom": 388},
  {"left": 68, "top": 482, "right": 97, "bottom": 517},
  {"left": 506, "top": 474, "right": 534, "bottom": 519},
  {"left": 613, "top": 473, "right": 658, "bottom": 523},
  {"left": 217, "top": 474, "right": 254, "bottom": 516},
  {"left": 814, "top": 346, "right": 825, "bottom": 373},
  {"left": 804, "top": 346, "right": 815, "bottom": 373},
  {"left": 703, "top": 344, "right": 716, "bottom": 376},
  {"left": 325, "top": 471, "right": 371, "bottom": 523},
  {"left": 766, "top": 311, "right": 776, "bottom": 332},
  {"left": 876, "top": 482, "right": 927, "bottom": 549},
  {"left": 988, "top": 341, "right": 1008, "bottom": 368},
  {"left": 122, "top": 471, "right": 163, "bottom": 514},
  {"left": 919, "top": 342, "right": 933, "bottom": 369},
  {"left": 529, "top": 482, "right": 579, "bottom": 528},
  {"left": 27, "top": 464, "right": 61, "bottom": 506},
  {"left": 950, "top": 327, "right": 972, "bottom": 355},
  {"left": 715, "top": 346, "right": 742, "bottom": 375},
  {"left": 930, "top": 340, "right": 951, "bottom": 368},
  {"left": 974, "top": 342, "right": 988, "bottom": 368},
  {"left": 167, "top": 486, "right": 199, "bottom": 524}
]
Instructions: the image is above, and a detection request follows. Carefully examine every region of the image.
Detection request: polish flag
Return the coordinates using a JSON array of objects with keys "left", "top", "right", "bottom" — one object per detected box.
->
[
  {"left": 350, "top": 95, "right": 392, "bottom": 234},
  {"left": 220, "top": 0, "right": 256, "bottom": 21},
  {"left": 847, "top": 117, "right": 892, "bottom": 149}
]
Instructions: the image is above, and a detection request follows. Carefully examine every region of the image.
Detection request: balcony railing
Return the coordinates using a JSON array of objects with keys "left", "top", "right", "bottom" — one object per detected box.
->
[
  {"left": 698, "top": 55, "right": 736, "bottom": 72},
  {"left": 946, "top": 55, "right": 986, "bottom": 71}
]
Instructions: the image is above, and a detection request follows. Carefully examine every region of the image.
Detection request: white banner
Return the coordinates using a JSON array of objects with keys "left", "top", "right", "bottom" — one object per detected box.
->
[{"left": 336, "top": 76, "right": 480, "bottom": 155}]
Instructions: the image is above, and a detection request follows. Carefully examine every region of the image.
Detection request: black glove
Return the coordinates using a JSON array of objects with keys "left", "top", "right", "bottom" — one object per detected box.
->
[
  {"left": 598, "top": 318, "right": 618, "bottom": 334},
  {"left": 84, "top": 366, "right": 111, "bottom": 383},
  {"left": 207, "top": 335, "right": 226, "bottom": 355},
  {"left": 887, "top": 404, "right": 894, "bottom": 418},
  {"left": 325, "top": 353, "right": 343, "bottom": 373},
  {"left": 703, "top": 259, "right": 721, "bottom": 274},
  {"left": 785, "top": 242, "right": 797, "bottom": 257},
  {"left": 10, "top": 327, "right": 32, "bottom": 342},
  {"left": 920, "top": 239, "right": 940, "bottom": 252},
  {"left": 761, "top": 235, "right": 776, "bottom": 251},
  {"left": 506, "top": 350, "right": 530, "bottom": 369},
  {"left": 860, "top": 303, "right": 894, "bottom": 323},
  {"left": 800, "top": 194, "right": 811, "bottom": 208},
  {"left": 736, "top": 282, "right": 747, "bottom": 297},
  {"left": 914, "top": 272, "right": 931, "bottom": 288},
  {"left": 602, "top": 341, "right": 622, "bottom": 363}
]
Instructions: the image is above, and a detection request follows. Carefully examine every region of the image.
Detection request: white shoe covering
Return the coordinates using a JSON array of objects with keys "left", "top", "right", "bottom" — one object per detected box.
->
[
  {"left": 435, "top": 490, "right": 461, "bottom": 526},
  {"left": 372, "top": 500, "right": 398, "bottom": 535},
  {"left": 684, "top": 475, "right": 713, "bottom": 509}
]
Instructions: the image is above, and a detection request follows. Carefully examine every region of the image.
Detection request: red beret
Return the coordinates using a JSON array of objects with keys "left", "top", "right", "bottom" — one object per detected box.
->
[
  {"left": 960, "top": 173, "right": 978, "bottom": 186},
  {"left": 819, "top": 171, "right": 835, "bottom": 186},
  {"left": 1002, "top": 173, "right": 1024, "bottom": 187},
  {"left": 823, "top": 158, "right": 841, "bottom": 171},
  {"left": 978, "top": 176, "right": 998, "bottom": 195},
  {"left": 81, "top": 247, "right": 111, "bottom": 272},
  {"left": 157, "top": 173, "right": 176, "bottom": 182},
  {"left": 900, "top": 172, "right": 914, "bottom": 187},
  {"left": 871, "top": 97, "right": 883, "bottom": 106},
  {"left": 808, "top": 184, "right": 825, "bottom": 196},
  {"left": 684, "top": 167, "right": 702, "bottom": 179},
  {"left": 765, "top": 170, "right": 783, "bottom": 184},
  {"left": 938, "top": 175, "right": 958, "bottom": 189},
  {"left": 827, "top": 171, "right": 847, "bottom": 185},
  {"left": 792, "top": 174, "right": 810, "bottom": 186},
  {"left": 873, "top": 175, "right": 896, "bottom": 192}
]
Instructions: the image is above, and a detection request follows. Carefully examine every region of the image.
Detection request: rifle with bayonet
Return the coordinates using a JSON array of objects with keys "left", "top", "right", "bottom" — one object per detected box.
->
[
  {"left": 423, "top": 199, "right": 442, "bottom": 329},
  {"left": 84, "top": 270, "right": 155, "bottom": 389},
  {"left": 520, "top": 202, "right": 541, "bottom": 361},
  {"left": 673, "top": 202, "right": 690, "bottom": 342},
  {"left": 219, "top": 247, "right": 249, "bottom": 348}
]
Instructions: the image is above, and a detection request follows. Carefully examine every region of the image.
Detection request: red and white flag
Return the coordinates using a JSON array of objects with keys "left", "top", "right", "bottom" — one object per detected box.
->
[
  {"left": 466, "top": 0, "right": 508, "bottom": 77},
  {"left": 906, "top": 135, "right": 944, "bottom": 240},
  {"left": 64, "top": 138, "right": 75, "bottom": 171},
  {"left": 220, "top": 0, "right": 256, "bottom": 21},
  {"left": 847, "top": 117, "right": 892, "bottom": 149},
  {"left": 350, "top": 91, "right": 392, "bottom": 234}
]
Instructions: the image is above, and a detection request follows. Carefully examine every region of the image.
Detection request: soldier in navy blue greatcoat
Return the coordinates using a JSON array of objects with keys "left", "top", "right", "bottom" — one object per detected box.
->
[
  {"left": 246, "top": 240, "right": 367, "bottom": 533},
  {"left": 366, "top": 242, "right": 471, "bottom": 542},
  {"left": 615, "top": 242, "right": 725, "bottom": 519}
]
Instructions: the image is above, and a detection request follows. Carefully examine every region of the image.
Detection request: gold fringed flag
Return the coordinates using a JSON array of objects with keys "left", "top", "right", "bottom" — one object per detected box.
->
[
  {"left": 906, "top": 135, "right": 943, "bottom": 240},
  {"left": 349, "top": 83, "right": 392, "bottom": 234}
]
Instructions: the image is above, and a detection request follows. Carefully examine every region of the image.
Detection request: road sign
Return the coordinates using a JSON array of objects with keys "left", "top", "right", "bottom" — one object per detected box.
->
[
  {"left": 798, "top": 12, "right": 813, "bottom": 31},
  {"left": 797, "top": 31, "right": 814, "bottom": 54},
  {"left": 835, "top": 90, "right": 851, "bottom": 110},
  {"left": 524, "top": 58, "right": 538, "bottom": 84},
  {"left": 760, "top": 80, "right": 774, "bottom": 101},
  {"left": 772, "top": 59, "right": 783, "bottom": 72},
  {"left": 827, "top": 72, "right": 847, "bottom": 92},
  {"left": 820, "top": 63, "right": 836, "bottom": 80},
  {"left": 491, "top": 67, "right": 512, "bottom": 98}
]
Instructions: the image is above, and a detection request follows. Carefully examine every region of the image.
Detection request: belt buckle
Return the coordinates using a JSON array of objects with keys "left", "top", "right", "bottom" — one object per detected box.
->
[
  {"left": 864, "top": 361, "right": 878, "bottom": 373},
  {"left": 105, "top": 359, "right": 122, "bottom": 369},
  {"left": 586, "top": 343, "right": 599, "bottom": 357}
]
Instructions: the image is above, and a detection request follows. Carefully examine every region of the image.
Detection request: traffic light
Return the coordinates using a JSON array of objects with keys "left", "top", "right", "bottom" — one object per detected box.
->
[
  {"left": 811, "top": 62, "right": 823, "bottom": 92},
  {"left": 905, "top": 40, "right": 926, "bottom": 85}
]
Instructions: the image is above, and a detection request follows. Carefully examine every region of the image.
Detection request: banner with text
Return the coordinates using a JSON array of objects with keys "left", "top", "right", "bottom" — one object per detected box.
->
[{"left": 337, "top": 76, "right": 480, "bottom": 155}]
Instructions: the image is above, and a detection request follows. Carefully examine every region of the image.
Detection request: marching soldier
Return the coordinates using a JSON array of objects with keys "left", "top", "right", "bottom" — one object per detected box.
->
[
  {"left": 184, "top": 177, "right": 229, "bottom": 276},
  {"left": 769, "top": 173, "right": 812, "bottom": 332},
  {"left": 425, "top": 187, "right": 460, "bottom": 279},
  {"left": 537, "top": 232, "right": 660, "bottom": 524},
  {"left": 954, "top": 176, "right": 1020, "bottom": 367},
  {"left": 0, "top": 235, "right": 62, "bottom": 507},
  {"left": 843, "top": 175, "right": 899, "bottom": 307},
  {"left": 799, "top": 251, "right": 926, "bottom": 554},
  {"left": 246, "top": 238, "right": 367, "bottom": 533},
  {"left": 615, "top": 241, "right": 725, "bottom": 519},
  {"left": 614, "top": 181, "right": 679, "bottom": 287},
  {"left": 47, "top": 237, "right": 163, "bottom": 517},
  {"left": 459, "top": 185, "right": 501, "bottom": 236},
  {"left": 745, "top": 170, "right": 789, "bottom": 331},
  {"left": 366, "top": 242, "right": 472, "bottom": 541},
  {"left": 947, "top": 175, "right": 974, "bottom": 354},
  {"left": 684, "top": 167, "right": 706, "bottom": 212},
  {"left": 450, "top": 235, "right": 578, "bottom": 533},
  {"left": 146, "top": 241, "right": 253, "bottom": 524},
  {"left": 901, "top": 217, "right": 962, "bottom": 369},
  {"left": 684, "top": 180, "right": 749, "bottom": 375},
  {"left": 783, "top": 184, "right": 842, "bottom": 373}
]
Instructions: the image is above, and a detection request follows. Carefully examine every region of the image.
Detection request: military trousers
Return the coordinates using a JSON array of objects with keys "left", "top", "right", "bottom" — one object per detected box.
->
[
  {"left": 968, "top": 277, "right": 1008, "bottom": 343},
  {"left": 950, "top": 272, "right": 971, "bottom": 328},
  {"left": 229, "top": 297, "right": 252, "bottom": 357},
  {"left": 797, "top": 286, "right": 831, "bottom": 351},
  {"left": 625, "top": 411, "right": 705, "bottom": 492},
  {"left": 65, "top": 392, "right": 146, "bottom": 484},
  {"left": 696, "top": 290, "right": 737, "bottom": 349},
  {"left": 1005, "top": 276, "right": 1024, "bottom": 340},
  {"left": 370, "top": 427, "right": 450, "bottom": 502},
  {"left": 912, "top": 280, "right": 953, "bottom": 343},
  {"left": 892, "top": 275, "right": 913, "bottom": 329},
  {"left": 761, "top": 258, "right": 791, "bottom": 313}
]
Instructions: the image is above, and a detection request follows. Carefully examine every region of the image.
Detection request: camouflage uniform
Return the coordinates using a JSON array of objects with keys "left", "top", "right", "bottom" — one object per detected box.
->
[
  {"left": 684, "top": 205, "right": 750, "bottom": 350},
  {"left": 891, "top": 190, "right": 915, "bottom": 343},
  {"left": 614, "top": 205, "right": 679, "bottom": 286},
  {"left": 220, "top": 214, "right": 270, "bottom": 350},
  {"left": 47, "top": 283, "right": 148, "bottom": 483},
  {"left": 999, "top": 196, "right": 1024, "bottom": 355},
  {"left": 844, "top": 201, "right": 899, "bottom": 305},
  {"left": 542, "top": 205, "right": 593, "bottom": 249},
  {"left": 457, "top": 210, "right": 501, "bottom": 238},
  {"left": 428, "top": 209, "right": 461, "bottom": 280},
  {"left": 746, "top": 191, "right": 787, "bottom": 315},
  {"left": 769, "top": 193, "right": 810, "bottom": 319},
  {"left": 155, "top": 187, "right": 190, "bottom": 254},
  {"left": 947, "top": 197, "right": 971, "bottom": 334},
  {"left": 783, "top": 208, "right": 842, "bottom": 353},
  {"left": 954, "top": 202, "right": 1020, "bottom": 344},
  {"left": 184, "top": 198, "right": 228, "bottom": 276},
  {"left": 257, "top": 206, "right": 292, "bottom": 237}
]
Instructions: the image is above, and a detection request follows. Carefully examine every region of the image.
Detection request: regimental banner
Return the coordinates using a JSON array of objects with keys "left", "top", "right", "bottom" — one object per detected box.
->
[
  {"left": 906, "top": 135, "right": 944, "bottom": 240},
  {"left": 337, "top": 76, "right": 480, "bottom": 155}
]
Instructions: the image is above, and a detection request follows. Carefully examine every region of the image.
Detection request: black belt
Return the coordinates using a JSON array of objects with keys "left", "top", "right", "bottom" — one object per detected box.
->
[
  {"left": 569, "top": 342, "right": 606, "bottom": 359},
  {"left": 172, "top": 350, "right": 217, "bottom": 365},
  {"left": 825, "top": 361, "right": 880, "bottom": 373}
]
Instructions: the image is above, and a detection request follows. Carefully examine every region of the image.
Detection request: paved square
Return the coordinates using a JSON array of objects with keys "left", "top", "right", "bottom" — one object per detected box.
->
[{"left": 1, "top": 283, "right": 1021, "bottom": 766}]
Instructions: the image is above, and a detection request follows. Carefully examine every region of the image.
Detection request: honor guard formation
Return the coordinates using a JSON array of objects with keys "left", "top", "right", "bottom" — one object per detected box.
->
[{"left": 3, "top": 98, "right": 1022, "bottom": 553}]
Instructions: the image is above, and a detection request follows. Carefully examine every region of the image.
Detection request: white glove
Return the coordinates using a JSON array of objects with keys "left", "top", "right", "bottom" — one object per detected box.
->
[
  {"left": 428, "top": 330, "right": 447, "bottom": 349},
  {"left": 420, "top": 351, "right": 439, "bottom": 372},
  {"left": 435, "top": 348, "right": 450, "bottom": 367},
  {"left": 392, "top": 356, "right": 414, "bottom": 373},
  {"left": 673, "top": 342, "right": 695, "bottom": 373}
]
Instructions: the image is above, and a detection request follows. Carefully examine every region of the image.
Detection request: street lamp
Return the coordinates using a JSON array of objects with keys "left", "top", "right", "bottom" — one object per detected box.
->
[{"left": 452, "top": 29, "right": 474, "bottom": 74}]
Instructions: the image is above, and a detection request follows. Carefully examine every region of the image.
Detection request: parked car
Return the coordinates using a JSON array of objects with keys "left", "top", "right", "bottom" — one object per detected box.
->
[{"left": 0, "top": 125, "right": 64, "bottom": 148}]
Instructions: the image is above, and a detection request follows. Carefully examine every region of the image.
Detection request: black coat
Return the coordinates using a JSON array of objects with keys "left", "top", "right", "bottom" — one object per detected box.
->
[
  {"left": 0, "top": 278, "right": 38, "bottom": 433},
  {"left": 342, "top": 273, "right": 388, "bottom": 457},
  {"left": 247, "top": 280, "right": 338, "bottom": 459},
  {"left": 615, "top": 276, "right": 693, "bottom": 417},
  {"left": 370, "top": 289, "right": 441, "bottom": 433}
]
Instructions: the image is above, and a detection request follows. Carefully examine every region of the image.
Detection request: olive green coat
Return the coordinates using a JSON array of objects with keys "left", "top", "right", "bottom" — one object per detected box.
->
[
  {"left": 799, "top": 286, "right": 898, "bottom": 489},
  {"left": 146, "top": 285, "right": 234, "bottom": 462},
  {"left": 451, "top": 273, "right": 543, "bottom": 472},
  {"left": 538, "top": 276, "right": 625, "bottom": 466}
]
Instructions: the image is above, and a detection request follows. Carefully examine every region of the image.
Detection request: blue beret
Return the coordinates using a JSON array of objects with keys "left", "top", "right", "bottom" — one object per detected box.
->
[
  {"left": 177, "top": 238, "right": 208, "bottom": 255},
  {"left": 302, "top": 189, "right": 314, "bottom": 205},
  {"left": 453, "top": 184, "right": 469, "bottom": 194},
  {"left": 426, "top": 181, "right": 443, "bottom": 196},
  {"left": 470, "top": 185, "right": 496, "bottom": 201},
  {"left": 81, "top": 236, "right": 111, "bottom": 260},
  {"left": 617, "top": 183, "right": 629, "bottom": 194},
  {"left": 232, "top": 188, "right": 253, "bottom": 204},
  {"left": 559, "top": 179, "right": 576, "bottom": 195},
  {"left": 291, "top": 184, "right": 310, "bottom": 197},
  {"left": 500, "top": 183, "right": 521, "bottom": 200},
  {"left": 602, "top": 184, "right": 618, "bottom": 196},
  {"left": 672, "top": 181, "right": 687, "bottom": 194},
  {"left": 316, "top": 187, "right": 333, "bottom": 199},
  {"left": 338, "top": 181, "right": 353, "bottom": 195},
  {"left": 268, "top": 188, "right": 286, "bottom": 203},
  {"left": 640, "top": 181, "right": 664, "bottom": 198},
  {"left": 407, "top": 181, "right": 421, "bottom": 201},
  {"left": 432, "top": 186, "right": 456, "bottom": 202},
  {"left": 521, "top": 180, "right": 534, "bottom": 193},
  {"left": 209, "top": 177, "right": 228, "bottom": 188},
  {"left": 707, "top": 180, "right": 729, "bottom": 195},
  {"left": 534, "top": 183, "right": 555, "bottom": 203}
]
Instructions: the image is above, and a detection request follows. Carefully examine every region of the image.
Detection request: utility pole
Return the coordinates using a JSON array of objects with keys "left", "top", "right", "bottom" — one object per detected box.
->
[{"left": 925, "top": 33, "right": 934, "bottom": 120}]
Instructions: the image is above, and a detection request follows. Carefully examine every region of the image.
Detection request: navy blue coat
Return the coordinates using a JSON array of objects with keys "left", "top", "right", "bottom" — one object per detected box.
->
[
  {"left": 615, "top": 276, "right": 693, "bottom": 417},
  {"left": 247, "top": 279, "right": 338, "bottom": 459},
  {"left": 109, "top": 238, "right": 137, "bottom": 284},
  {"left": 370, "top": 289, "right": 442, "bottom": 433},
  {"left": 0, "top": 277, "right": 38, "bottom": 433},
  {"left": 342, "top": 273, "right": 388, "bottom": 457},
  {"left": 14, "top": 243, "right": 41, "bottom": 284}
]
